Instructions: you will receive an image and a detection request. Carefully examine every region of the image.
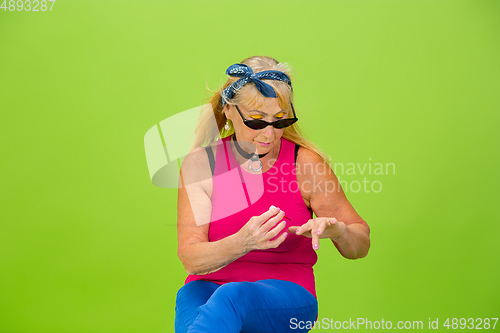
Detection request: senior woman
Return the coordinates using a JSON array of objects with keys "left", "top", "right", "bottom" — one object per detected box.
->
[{"left": 175, "top": 56, "right": 370, "bottom": 333}]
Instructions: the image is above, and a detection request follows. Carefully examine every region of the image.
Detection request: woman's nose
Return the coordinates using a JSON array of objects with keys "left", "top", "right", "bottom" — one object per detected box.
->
[{"left": 261, "top": 124, "right": 274, "bottom": 138}]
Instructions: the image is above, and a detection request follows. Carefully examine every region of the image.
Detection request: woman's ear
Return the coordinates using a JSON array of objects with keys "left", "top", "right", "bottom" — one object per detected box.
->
[{"left": 223, "top": 104, "right": 231, "bottom": 120}]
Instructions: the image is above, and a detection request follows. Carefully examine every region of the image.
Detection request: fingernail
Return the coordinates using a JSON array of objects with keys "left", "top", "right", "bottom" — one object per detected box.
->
[
  {"left": 270, "top": 205, "right": 276, "bottom": 210},
  {"left": 282, "top": 221, "right": 286, "bottom": 226},
  {"left": 276, "top": 207, "right": 280, "bottom": 210},
  {"left": 283, "top": 232, "right": 288, "bottom": 237},
  {"left": 316, "top": 230, "right": 321, "bottom": 235},
  {"left": 296, "top": 230, "right": 300, "bottom": 235},
  {"left": 313, "top": 243, "right": 319, "bottom": 250},
  {"left": 281, "top": 210, "right": 285, "bottom": 215}
]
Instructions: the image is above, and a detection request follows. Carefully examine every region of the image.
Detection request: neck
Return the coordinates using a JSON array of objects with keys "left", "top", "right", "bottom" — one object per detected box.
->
[
  {"left": 232, "top": 133, "right": 269, "bottom": 159},
  {"left": 230, "top": 134, "right": 281, "bottom": 172}
]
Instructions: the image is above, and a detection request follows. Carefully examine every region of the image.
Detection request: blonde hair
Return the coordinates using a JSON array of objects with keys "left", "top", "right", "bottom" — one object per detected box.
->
[{"left": 192, "top": 55, "right": 330, "bottom": 164}]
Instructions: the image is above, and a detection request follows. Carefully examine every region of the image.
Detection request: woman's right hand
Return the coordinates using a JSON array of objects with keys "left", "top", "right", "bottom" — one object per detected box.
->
[{"left": 236, "top": 206, "right": 288, "bottom": 253}]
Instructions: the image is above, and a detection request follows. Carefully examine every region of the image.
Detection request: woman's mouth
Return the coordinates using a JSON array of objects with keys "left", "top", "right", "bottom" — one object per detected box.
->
[{"left": 256, "top": 141, "right": 271, "bottom": 147}]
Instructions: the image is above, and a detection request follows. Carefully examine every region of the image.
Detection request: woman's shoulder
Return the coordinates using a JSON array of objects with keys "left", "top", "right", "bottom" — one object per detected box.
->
[
  {"left": 181, "top": 146, "right": 210, "bottom": 169},
  {"left": 295, "top": 145, "right": 333, "bottom": 183},
  {"left": 182, "top": 138, "right": 224, "bottom": 170},
  {"left": 295, "top": 145, "right": 328, "bottom": 166},
  {"left": 179, "top": 145, "right": 215, "bottom": 195},
  {"left": 294, "top": 145, "right": 333, "bottom": 208}
]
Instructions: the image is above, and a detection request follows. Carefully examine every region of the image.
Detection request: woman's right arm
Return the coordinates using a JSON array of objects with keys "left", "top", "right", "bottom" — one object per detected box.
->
[{"left": 177, "top": 147, "right": 288, "bottom": 275}]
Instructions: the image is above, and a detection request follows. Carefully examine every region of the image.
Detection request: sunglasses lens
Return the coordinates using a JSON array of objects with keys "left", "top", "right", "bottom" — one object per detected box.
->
[
  {"left": 273, "top": 118, "right": 298, "bottom": 129},
  {"left": 244, "top": 118, "right": 298, "bottom": 130},
  {"left": 245, "top": 120, "right": 268, "bottom": 130}
]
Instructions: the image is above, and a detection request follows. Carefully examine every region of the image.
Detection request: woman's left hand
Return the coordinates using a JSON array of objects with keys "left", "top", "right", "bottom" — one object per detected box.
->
[{"left": 288, "top": 217, "right": 347, "bottom": 251}]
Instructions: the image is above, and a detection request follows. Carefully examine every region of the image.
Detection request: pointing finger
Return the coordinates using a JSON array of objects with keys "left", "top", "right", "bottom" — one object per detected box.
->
[
  {"left": 295, "top": 219, "right": 314, "bottom": 235},
  {"left": 312, "top": 227, "right": 320, "bottom": 250}
]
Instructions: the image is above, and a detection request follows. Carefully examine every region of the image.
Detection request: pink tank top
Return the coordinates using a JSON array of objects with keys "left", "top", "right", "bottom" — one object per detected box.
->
[{"left": 184, "top": 134, "right": 318, "bottom": 297}]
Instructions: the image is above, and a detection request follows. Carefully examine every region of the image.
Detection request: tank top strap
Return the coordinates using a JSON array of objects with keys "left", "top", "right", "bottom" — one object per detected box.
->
[
  {"left": 272, "top": 137, "right": 295, "bottom": 172},
  {"left": 213, "top": 136, "right": 231, "bottom": 176}
]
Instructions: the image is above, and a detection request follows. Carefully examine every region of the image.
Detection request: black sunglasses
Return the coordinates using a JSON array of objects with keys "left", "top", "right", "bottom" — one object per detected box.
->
[{"left": 234, "top": 103, "right": 298, "bottom": 130}]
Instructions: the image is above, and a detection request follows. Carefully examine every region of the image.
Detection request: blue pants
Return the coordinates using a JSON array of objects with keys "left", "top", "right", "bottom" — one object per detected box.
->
[{"left": 174, "top": 279, "right": 318, "bottom": 333}]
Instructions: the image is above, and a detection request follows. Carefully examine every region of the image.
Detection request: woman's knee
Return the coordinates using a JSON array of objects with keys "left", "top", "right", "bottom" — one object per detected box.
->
[
  {"left": 210, "top": 282, "right": 259, "bottom": 303},
  {"left": 202, "top": 282, "right": 253, "bottom": 313},
  {"left": 176, "top": 281, "right": 203, "bottom": 301},
  {"left": 176, "top": 281, "right": 218, "bottom": 302},
  {"left": 175, "top": 281, "right": 222, "bottom": 332}
]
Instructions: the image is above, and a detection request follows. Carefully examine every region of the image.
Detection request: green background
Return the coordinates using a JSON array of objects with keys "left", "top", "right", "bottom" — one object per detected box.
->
[{"left": 1, "top": 0, "right": 499, "bottom": 332}]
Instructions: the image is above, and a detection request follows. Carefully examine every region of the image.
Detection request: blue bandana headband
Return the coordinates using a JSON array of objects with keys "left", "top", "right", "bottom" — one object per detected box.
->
[{"left": 220, "top": 63, "right": 293, "bottom": 107}]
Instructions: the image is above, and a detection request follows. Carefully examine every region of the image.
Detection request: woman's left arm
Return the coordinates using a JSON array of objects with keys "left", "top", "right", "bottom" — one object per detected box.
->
[{"left": 289, "top": 147, "right": 370, "bottom": 259}]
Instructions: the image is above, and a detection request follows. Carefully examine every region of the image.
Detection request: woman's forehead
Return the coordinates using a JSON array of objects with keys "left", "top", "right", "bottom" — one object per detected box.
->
[
  {"left": 241, "top": 97, "right": 285, "bottom": 111},
  {"left": 238, "top": 84, "right": 290, "bottom": 108}
]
